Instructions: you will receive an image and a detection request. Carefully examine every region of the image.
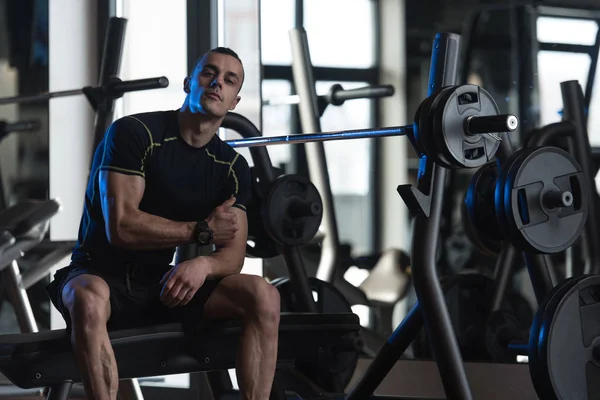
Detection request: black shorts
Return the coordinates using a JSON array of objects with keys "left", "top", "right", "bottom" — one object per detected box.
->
[{"left": 45, "top": 259, "right": 222, "bottom": 332}]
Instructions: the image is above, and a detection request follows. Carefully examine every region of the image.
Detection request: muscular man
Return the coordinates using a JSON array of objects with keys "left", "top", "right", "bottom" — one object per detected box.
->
[{"left": 46, "top": 47, "right": 280, "bottom": 400}]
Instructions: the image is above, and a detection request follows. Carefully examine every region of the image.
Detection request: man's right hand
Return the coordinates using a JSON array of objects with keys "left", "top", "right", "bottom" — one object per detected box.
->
[{"left": 206, "top": 196, "right": 239, "bottom": 245}]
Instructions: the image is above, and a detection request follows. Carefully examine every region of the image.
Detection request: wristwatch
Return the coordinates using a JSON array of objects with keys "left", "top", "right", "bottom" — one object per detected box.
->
[{"left": 194, "top": 220, "right": 214, "bottom": 245}]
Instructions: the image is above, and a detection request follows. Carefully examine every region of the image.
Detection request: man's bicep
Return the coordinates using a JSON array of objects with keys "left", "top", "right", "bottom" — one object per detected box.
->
[{"left": 99, "top": 171, "right": 145, "bottom": 240}]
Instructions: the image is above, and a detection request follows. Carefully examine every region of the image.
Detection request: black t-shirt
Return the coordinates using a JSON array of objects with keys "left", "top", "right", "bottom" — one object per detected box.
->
[{"left": 71, "top": 110, "right": 252, "bottom": 266}]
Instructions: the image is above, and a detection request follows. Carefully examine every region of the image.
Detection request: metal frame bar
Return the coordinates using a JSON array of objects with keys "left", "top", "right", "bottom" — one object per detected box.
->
[
  {"left": 347, "top": 32, "right": 473, "bottom": 400},
  {"left": 561, "top": 80, "right": 600, "bottom": 275},
  {"left": 263, "top": 65, "right": 379, "bottom": 83},
  {"left": 289, "top": 27, "right": 340, "bottom": 284}
]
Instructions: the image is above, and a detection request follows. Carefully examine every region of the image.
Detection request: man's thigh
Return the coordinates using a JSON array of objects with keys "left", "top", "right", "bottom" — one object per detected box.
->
[
  {"left": 47, "top": 261, "right": 167, "bottom": 331},
  {"left": 199, "top": 274, "right": 277, "bottom": 321}
]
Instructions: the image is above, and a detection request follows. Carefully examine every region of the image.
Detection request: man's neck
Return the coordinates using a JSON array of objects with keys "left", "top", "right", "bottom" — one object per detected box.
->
[{"left": 177, "top": 108, "right": 222, "bottom": 148}]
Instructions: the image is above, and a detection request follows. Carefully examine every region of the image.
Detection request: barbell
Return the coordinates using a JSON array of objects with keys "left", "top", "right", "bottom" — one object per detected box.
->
[
  {"left": 226, "top": 84, "right": 519, "bottom": 170},
  {"left": 0, "top": 77, "right": 169, "bottom": 106}
]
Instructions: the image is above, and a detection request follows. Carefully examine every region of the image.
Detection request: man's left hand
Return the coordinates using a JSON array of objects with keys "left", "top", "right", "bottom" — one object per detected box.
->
[{"left": 159, "top": 259, "right": 209, "bottom": 308}]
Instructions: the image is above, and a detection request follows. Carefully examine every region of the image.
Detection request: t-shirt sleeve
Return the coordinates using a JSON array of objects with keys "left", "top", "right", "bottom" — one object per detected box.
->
[
  {"left": 98, "top": 116, "right": 153, "bottom": 178},
  {"left": 228, "top": 153, "right": 252, "bottom": 212}
]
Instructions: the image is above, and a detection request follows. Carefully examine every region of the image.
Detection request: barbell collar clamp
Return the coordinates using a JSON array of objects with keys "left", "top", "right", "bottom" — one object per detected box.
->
[
  {"left": 543, "top": 190, "right": 574, "bottom": 209},
  {"left": 465, "top": 114, "right": 519, "bottom": 135}
]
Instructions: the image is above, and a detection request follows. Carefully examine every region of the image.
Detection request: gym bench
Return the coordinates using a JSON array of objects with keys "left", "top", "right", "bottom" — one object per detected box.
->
[{"left": 0, "top": 313, "right": 360, "bottom": 400}]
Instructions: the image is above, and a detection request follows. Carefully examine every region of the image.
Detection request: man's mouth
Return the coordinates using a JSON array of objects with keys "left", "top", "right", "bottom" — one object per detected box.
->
[{"left": 205, "top": 93, "right": 220, "bottom": 101}]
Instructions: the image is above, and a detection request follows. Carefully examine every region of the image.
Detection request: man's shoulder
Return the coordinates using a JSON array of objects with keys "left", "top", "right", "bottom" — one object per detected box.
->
[{"left": 117, "top": 110, "right": 177, "bottom": 129}]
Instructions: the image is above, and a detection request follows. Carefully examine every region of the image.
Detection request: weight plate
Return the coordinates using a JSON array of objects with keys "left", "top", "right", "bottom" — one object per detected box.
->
[
  {"left": 529, "top": 274, "right": 599, "bottom": 400},
  {"left": 246, "top": 166, "right": 284, "bottom": 259},
  {"left": 422, "top": 87, "right": 457, "bottom": 169},
  {"left": 431, "top": 86, "right": 462, "bottom": 169},
  {"left": 416, "top": 90, "right": 444, "bottom": 164},
  {"left": 434, "top": 84, "right": 502, "bottom": 169},
  {"left": 413, "top": 273, "right": 532, "bottom": 362},
  {"left": 273, "top": 277, "right": 360, "bottom": 393},
  {"left": 494, "top": 148, "right": 531, "bottom": 251},
  {"left": 528, "top": 275, "right": 584, "bottom": 399},
  {"left": 264, "top": 174, "right": 323, "bottom": 247},
  {"left": 410, "top": 98, "right": 426, "bottom": 156},
  {"left": 500, "top": 146, "right": 588, "bottom": 254},
  {"left": 463, "top": 163, "right": 503, "bottom": 255}
]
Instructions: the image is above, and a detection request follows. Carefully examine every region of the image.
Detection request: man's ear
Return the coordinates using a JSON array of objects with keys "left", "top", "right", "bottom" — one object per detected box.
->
[
  {"left": 183, "top": 77, "right": 191, "bottom": 93},
  {"left": 229, "top": 95, "right": 241, "bottom": 111}
]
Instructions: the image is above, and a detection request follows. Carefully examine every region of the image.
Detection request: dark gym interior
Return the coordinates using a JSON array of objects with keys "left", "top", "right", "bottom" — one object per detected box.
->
[{"left": 0, "top": 0, "right": 597, "bottom": 399}]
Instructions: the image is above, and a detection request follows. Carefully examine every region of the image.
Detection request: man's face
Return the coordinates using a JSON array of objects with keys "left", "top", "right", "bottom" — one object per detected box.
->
[{"left": 186, "top": 52, "right": 244, "bottom": 118}]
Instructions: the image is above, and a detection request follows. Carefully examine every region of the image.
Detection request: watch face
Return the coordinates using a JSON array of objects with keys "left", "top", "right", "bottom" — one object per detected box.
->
[{"left": 198, "top": 230, "right": 211, "bottom": 244}]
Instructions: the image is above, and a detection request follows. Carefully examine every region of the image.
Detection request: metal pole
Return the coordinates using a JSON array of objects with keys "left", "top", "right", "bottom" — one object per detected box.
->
[
  {"left": 561, "top": 80, "right": 600, "bottom": 275},
  {"left": 410, "top": 32, "right": 473, "bottom": 400},
  {"left": 289, "top": 27, "right": 340, "bottom": 283},
  {"left": 225, "top": 126, "right": 408, "bottom": 148},
  {"left": 2, "top": 261, "right": 38, "bottom": 333},
  {"left": 91, "top": 17, "right": 127, "bottom": 153}
]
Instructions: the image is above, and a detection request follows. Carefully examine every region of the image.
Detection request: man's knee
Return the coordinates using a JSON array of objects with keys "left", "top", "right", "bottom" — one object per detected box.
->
[
  {"left": 62, "top": 275, "right": 111, "bottom": 329},
  {"left": 250, "top": 279, "right": 280, "bottom": 325}
]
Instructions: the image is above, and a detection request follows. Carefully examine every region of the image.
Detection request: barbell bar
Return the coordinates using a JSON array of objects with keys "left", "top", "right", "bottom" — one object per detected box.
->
[
  {"left": 263, "top": 84, "right": 395, "bottom": 107},
  {"left": 0, "top": 77, "right": 169, "bottom": 106},
  {"left": 224, "top": 114, "right": 519, "bottom": 149}
]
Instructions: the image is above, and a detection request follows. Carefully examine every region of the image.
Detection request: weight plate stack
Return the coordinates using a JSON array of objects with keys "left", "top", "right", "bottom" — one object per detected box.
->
[
  {"left": 432, "top": 84, "right": 502, "bottom": 169},
  {"left": 272, "top": 277, "right": 361, "bottom": 393},
  {"left": 529, "top": 274, "right": 600, "bottom": 400},
  {"left": 495, "top": 146, "right": 588, "bottom": 254}
]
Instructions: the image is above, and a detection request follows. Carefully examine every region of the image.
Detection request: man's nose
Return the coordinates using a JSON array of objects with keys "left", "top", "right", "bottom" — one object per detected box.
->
[{"left": 210, "top": 77, "right": 222, "bottom": 88}]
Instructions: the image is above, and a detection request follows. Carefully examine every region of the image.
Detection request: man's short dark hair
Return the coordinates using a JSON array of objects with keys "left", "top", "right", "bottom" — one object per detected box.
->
[{"left": 191, "top": 47, "right": 244, "bottom": 84}]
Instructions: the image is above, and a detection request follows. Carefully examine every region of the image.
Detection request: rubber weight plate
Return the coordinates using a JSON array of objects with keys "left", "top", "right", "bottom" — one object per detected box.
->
[
  {"left": 527, "top": 275, "right": 585, "bottom": 399},
  {"left": 420, "top": 86, "right": 457, "bottom": 168},
  {"left": 433, "top": 84, "right": 502, "bottom": 169},
  {"left": 264, "top": 174, "right": 323, "bottom": 247},
  {"left": 494, "top": 148, "right": 531, "bottom": 250},
  {"left": 272, "top": 277, "right": 361, "bottom": 393},
  {"left": 529, "top": 274, "right": 600, "bottom": 400},
  {"left": 246, "top": 166, "right": 284, "bottom": 258},
  {"left": 463, "top": 163, "right": 503, "bottom": 255},
  {"left": 413, "top": 273, "right": 532, "bottom": 361},
  {"left": 498, "top": 146, "right": 588, "bottom": 254}
]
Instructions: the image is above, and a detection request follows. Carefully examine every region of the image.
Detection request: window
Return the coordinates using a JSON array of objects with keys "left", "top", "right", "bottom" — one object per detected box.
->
[
  {"left": 260, "top": 0, "right": 295, "bottom": 66},
  {"left": 537, "top": 17, "right": 598, "bottom": 46},
  {"left": 304, "top": 0, "right": 376, "bottom": 68},
  {"left": 116, "top": 0, "right": 188, "bottom": 117},
  {"left": 537, "top": 51, "right": 591, "bottom": 126},
  {"left": 317, "top": 81, "right": 373, "bottom": 196}
]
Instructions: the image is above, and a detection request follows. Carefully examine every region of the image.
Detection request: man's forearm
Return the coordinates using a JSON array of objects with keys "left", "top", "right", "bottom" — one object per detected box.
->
[
  {"left": 113, "top": 210, "right": 195, "bottom": 250},
  {"left": 203, "top": 247, "right": 245, "bottom": 278}
]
